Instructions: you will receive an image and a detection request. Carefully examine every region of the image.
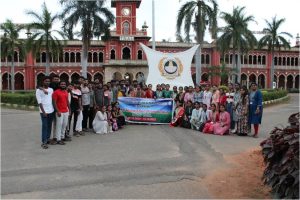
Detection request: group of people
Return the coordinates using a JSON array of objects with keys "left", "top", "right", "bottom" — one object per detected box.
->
[
  {"left": 36, "top": 74, "right": 263, "bottom": 149},
  {"left": 170, "top": 83, "right": 263, "bottom": 137}
]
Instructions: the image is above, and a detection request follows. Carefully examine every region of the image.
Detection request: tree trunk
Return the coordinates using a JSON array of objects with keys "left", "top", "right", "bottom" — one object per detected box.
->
[
  {"left": 11, "top": 58, "right": 15, "bottom": 93},
  {"left": 232, "top": 50, "right": 236, "bottom": 83},
  {"left": 195, "top": 46, "right": 201, "bottom": 85},
  {"left": 270, "top": 51, "right": 275, "bottom": 88},
  {"left": 81, "top": 41, "right": 88, "bottom": 78},
  {"left": 46, "top": 50, "right": 50, "bottom": 75},
  {"left": 237, "top": 50, "right": 241, "bottom": 83}
]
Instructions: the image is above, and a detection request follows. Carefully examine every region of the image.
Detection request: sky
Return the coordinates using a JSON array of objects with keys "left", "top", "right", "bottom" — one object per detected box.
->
[{"left": 0, "top": 0, "right": 300, "bottom": 46}]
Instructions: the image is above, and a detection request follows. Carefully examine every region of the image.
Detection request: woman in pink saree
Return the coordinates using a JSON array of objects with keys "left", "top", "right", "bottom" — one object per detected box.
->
[
  {"left": 213, "top": 104, "right": 231, "bottom": 135},
  {"left": 202, "top": 103, "right": 219, "bottom": 134},
  {"left": 170, "top": 101, "right": 185, "bottom": 127}
]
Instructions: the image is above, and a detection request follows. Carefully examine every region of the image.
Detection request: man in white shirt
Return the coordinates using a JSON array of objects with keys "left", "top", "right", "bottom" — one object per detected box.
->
[{"left": 36, "top": 76, "right": 54, "bottom": 149}]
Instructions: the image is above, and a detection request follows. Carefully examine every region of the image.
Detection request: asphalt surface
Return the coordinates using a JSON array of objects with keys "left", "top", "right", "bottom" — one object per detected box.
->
[{"left": 1, "top": 94, "right": 299, "bottom": 199}]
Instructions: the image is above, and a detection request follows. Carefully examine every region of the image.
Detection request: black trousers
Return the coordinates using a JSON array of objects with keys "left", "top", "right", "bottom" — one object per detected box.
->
[
  {"left": 82, "top": 105, "right": 90, "bottom": 129},
  {"left": 89, "top": 107, "right": 95, "bottom": 129},
  {"left": 68, "top": 110, "right": 79, "bottom": 132}
]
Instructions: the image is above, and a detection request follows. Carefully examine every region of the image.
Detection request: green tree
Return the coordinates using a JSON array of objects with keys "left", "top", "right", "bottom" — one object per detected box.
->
[
  {"left": 26, "top": 2, "right": 65, "bottom": 75},
  {"left": 217, "top": 6, "right": 257, "bottom": 83},
  {"left": 60, "top": 0, "right": 115, "bottom": 78},
  {"left": 207, "top": 64, "right": 236, "bottom": 85},
  {"left": 258, "top": 16, "right": 292, "bottom": 88},
  {"left": 0, "top": 19, "right": 25, "bottom": 92},
  {"left": 176, "top": 0, "right": 218, "bottom": 84}
]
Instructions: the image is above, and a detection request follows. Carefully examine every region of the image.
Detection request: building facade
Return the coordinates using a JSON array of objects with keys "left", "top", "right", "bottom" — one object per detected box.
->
[{"left": 1, "top": 0, "right": 299, "bottom": 90}]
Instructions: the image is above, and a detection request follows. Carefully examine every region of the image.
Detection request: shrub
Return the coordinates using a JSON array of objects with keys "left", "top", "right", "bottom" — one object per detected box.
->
[
  {"left": 262, "top": 90, "right": 288, "bottom": 102},
  {"left": 1, "top": 92, "right": 37, "bottom": 106},
  {"left": 260, "top": 113, "right": 299, "bottom": 199},
  {"left": 218, "top": 85, "right": 229, "bottom": 92}
]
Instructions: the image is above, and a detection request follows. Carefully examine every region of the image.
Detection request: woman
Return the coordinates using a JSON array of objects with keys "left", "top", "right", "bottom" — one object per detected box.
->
[
  {"left": 103, "top": 84, "right": 111, "bottom": 107},
  {"left": 213, "top": 104, "right": 231, "bottom": 135},
  {"left": 219, "top": 88, "right": 227, "bottom": 106},
  {"left": 182, "top": 100, "right": 193, "bottom": 128},
  {"left": 93, "top": 106, "right": 109, "bottom": 134},
  {"left": 249, "top": 82, "right": 263, "bottom": 138},
  {"left": 236, "top": 86, "right": 250, "bottom": 136},
  {"left": 184, "top": 86, "right": 194, "bottom": 105},
  {"left": 211, "top": 85, "right": 220, "bottom": 110},
  {"left": 107, "top": 105, "right": 118, "bottom": 132},
  {"left": 170, "top": 101, "right": 185, "bottom": 127},
  {"left": 154, "top": 84, "right": 163, "bottom": 99},
  {"left": 112, "top": 103, "right": 126, "bottom": 128},
  {"left": 175, "top": 86, "right": 184, "bottom": 104},
  {"left": 145, "top": 84, "right": 155, "bottom": 98},
  {"left": 202, "top": 103, "right": 219, "bottom": 134}
]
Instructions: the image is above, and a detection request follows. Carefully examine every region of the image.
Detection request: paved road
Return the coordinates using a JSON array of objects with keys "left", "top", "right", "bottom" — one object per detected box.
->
[{"left": 1, "top": 94, "right": 299, "bottom": 199}]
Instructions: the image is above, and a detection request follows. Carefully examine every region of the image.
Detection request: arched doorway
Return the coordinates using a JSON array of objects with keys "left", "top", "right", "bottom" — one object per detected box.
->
[
  {"left": 249, "top": 74, "right": 256, "bottom": 85},
  {"left": 71, "top": 73, "right": 80, "bottom": 83},
  {"left": 36, "top": 73, "right": 45, "bottom": 87},
  {"left": 201, "top": 73, "right": 209, "bottom": 82},
  {"left": 241, "top": 74, "right": 247, "bottom": 87},
  {"left": 15, "top": 73, "right": 24, "bottom": 90},
  {"left": 113, "top": 72, "right": 122, "bottom": 81},
  {"left": 258, "top": 74, "right": 265, "bottom": 89},
  {"left": 295, "top": 75, "right": 299, "bottom": 89},
  {"left": 278, "top": 75, "right": 285, "bottom": 89},
  {"left": 122, "top": 47, "right": 131, "bottom": 60},
  {"left": 286, "top": 75, "right": 294, "bottom": 89},
  {"left": 60, "top": 73, "right": 69, "bottom": 83},
  {"left": 2, "top": 73, "right": 11, "bottom": 90},
  {"left": 94, "top": 72, "right": 103, "bottom": 83}
]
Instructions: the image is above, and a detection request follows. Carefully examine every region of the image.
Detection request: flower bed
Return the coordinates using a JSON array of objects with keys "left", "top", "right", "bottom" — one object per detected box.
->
[{"left": 1, "top": 92, "right": 37, "bottom": 106}]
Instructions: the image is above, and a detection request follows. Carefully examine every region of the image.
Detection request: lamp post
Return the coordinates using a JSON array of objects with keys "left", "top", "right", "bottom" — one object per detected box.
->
[{"left": 152, "top": 0, "right": 156, "bottom": 50}]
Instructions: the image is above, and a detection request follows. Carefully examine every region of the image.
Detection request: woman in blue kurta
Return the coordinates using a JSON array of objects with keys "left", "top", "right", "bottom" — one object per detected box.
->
[{"left": 249, "top": 83, "right": 263, "bottom": 138}]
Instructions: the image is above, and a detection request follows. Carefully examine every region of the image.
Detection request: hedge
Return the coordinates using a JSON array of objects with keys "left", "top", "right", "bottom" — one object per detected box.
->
[
  {"left": 1, "top": 92, "right": 37, "bottom": 106},
  {"left": 262, "top": 90, "right": 288, "bottom": 102}
]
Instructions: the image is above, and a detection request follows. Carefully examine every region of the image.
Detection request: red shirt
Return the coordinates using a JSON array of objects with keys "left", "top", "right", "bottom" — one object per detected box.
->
[
  {"left": 219, "top": 95, "right": 227, "bottom": 105},
  {"left": 145, "top": 89, "right": 154, "bottom": 98},
  {"left": 53, "top": 89, "right": 69, "bottom": 113}
]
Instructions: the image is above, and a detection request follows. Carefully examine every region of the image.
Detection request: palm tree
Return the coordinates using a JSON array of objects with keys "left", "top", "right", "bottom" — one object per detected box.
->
[
  {"left": 217, "top": 6, "right": 257, "bottom": 83},
  {"left": 60, "top": 0, "right": 115, "bottom": 78},
  {"left": 176, "top": 0, "right": 218, "bottom": 85},
  {"left": 0, "top": 19, "right": 25, "bottom": 92},
  {"left": 207, "top": 64, "right": 236, "bottom": 85},
  {"left": 26, "top": 2, "right": 65, "bottom": 76},
  {"left": 258, "top": 16, "right": 292, "bottom": 88}
]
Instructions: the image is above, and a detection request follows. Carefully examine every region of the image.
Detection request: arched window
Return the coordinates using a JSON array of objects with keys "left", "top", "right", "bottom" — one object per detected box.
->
[
  {"left": 291, "top": 57, "right": 295, "bottom": 66},
  {"left": 111, "top": 49, "right": 116, "bottom": 60},
  {"left": 123, "top": 22, "right": 130, "bottom": 35},
  {"left": 14, "top": 51, "right": 18, "bottom": 62},
  {"left": 262, "top": 55, "right": 266, "bottom": 65},
  {"left": 36, "top": 52, "right": 41, "bottom": 63},
  {"left": 258, "top": 55, "right": 262, "bottom": 65},
  {"left": 93, "top": 52, "right": 98, "bottom": 63},
  {"left": 42, "top": 52, "right": 47, "bottom": 63},
  {"left": 88, "top": 52, "right": 92, "bottom": 62},
  {"left": 274, "top": 57, "right": 278, "bottom": 65},
  {"left": 225, "top": 54, "right": 229, "bottom": 64},
  {"left": 59, "top": 53, "right": 63, "bottom": 62},
  {"left": 137, "top": 50, "right": 143, "bottom": 60},
  {"left": 282, "top": 57, "right": 286, "bottom": 66},
  {"left": 70, "top": 52, "right": 75, "bottom": 62},
  {"left": 287, "top": 57, "right": 290, "bottom": 66},
  {"left": 243, "top": 55, "right": 248, "bottom": 64},
  {"left": 278, "top": 57, "right": 282, "bottom": 65},
  {"left": 249, "top": 55, "right": 253, "bottom": 64},
  {"left": 295, "top": 57, "right": 299, "bottom": 66},
  {"left": 253, "top": 55, "right": 257, "bottom": 65},
  {"left": 76, "top": 52, "right": 81, "bottom": 62},
  {"left": 205, "top": 54, "right": 210, "bottom": 64},
  {"left": 64, "top": 52, "right": 69, "bottom": 62},
  {"left": 99, "top": 52, "right": 104, "bottom": 62},
  {"left": 230, "top": 54, "right": 233, "bottom": 64},
  {"left": 122, "top": 47, "right": 131, "bottom": 60},
  {"left": 201, "top": 54, "right": 205, "bottom": 64}
]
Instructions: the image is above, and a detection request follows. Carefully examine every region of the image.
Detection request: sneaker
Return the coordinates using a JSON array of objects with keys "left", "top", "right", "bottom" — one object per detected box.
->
[
  {"left": 63, "top": 137, "right": 72, "bottom": 142},
  {"left": 41, "top": 143, "right": 48, "bottom": 149},
  {"left": 57, "top": 141, "right": 66, "bottom": 145}
]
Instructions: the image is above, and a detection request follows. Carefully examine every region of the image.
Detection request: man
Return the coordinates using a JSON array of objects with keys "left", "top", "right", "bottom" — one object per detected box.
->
[
  {"left": 53, "top": 81, "right": 70, "bottom": 145},
  {"left": 94, "top": 82, "right": 104, "bottom": 109},
  {"left": 163, "top": 84, "right": 173, "bottom": 98},
  {"left": 193, "top": 85, "right": 203, "bottom": 103},
  {"left": 203, "top": 84, "right": 212, "bottom": 109},
  {"left": 81, "top": 79, "right": 90, "bottom": 131},
  {"left": 111, "top": 81, "right": 118, "bottom": 103},
  {"left": 36, "top": 76, "right": 54, "bottom": 149},
  {"left": 226, "top": 83, "right": 235, "bottom": 131}
]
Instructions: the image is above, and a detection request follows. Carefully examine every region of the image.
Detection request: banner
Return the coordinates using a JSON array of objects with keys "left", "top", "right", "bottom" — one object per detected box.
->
[
  {"left": 118, "top": 97, "right": 173, "bottom": 124},
  {"left": 140, "top": 43, "right": 199, "bottom": 88}
]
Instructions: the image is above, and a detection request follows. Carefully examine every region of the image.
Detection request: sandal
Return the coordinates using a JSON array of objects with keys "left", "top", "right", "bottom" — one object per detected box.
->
[
  {"left": 57, "top": 141, "right": 66, "bottom": 145},
  {"left": 41, "top": 144, "right": 48, "bottom": 149}
]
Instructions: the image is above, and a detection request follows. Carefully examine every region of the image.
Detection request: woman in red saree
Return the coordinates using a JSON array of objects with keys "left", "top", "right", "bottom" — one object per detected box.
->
[
  {"left": 170, "top": 101, "right": 185, "bottom": 127},
  {"left": 202, "top": 103, "right": 219, "bottom": 134},
  {"left": 213, "top": 104, "right": 231, "bottom": 135}
]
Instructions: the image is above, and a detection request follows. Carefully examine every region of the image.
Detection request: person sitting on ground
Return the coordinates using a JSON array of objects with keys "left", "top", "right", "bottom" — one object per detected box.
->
[
  {"left": 213, "top": 104, "right": 231, "bottom": 135},
  {"left": 202, "top": 103, "right": 219, "bottom": 134},
  {"left": 190, "top": 102, "right": 202, "bottom": 130},
  {"left": 170, "top": 101, "right": 184, "bottom": 127},
  {"left": 199, "top": 104, "right": 210, "bottom": 132},
  {"left": 112, "top": 102, "right": 126, "bottom": 128},
  {"left": 182, "top": 100, "right": 193, "bottom": 129},
  {"left": 107, "top": 105, "right": 117, "bottom": 132},
  {"left": 93, "top": 106, "right": 109, "bottom": 134}
]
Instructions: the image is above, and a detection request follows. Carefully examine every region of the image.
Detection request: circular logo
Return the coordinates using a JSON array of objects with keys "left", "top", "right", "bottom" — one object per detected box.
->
[{"left": 164, "top": 60, "right": 178, "bottom": 74}]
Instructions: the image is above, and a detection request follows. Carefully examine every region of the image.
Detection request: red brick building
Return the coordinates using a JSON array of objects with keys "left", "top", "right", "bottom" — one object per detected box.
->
[{"left": 1, "top": 0, "right": 299, "bottom": 90}]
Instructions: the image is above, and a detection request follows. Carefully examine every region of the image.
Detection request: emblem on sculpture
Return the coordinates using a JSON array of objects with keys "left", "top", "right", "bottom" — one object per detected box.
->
[{"left": 158, "top": 57, "right": 183, "bottom": 79}]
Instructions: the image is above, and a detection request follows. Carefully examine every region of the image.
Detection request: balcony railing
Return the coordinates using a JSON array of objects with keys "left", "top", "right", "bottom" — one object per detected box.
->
[
  {"left": 107, "top": 60, "right": 148, "bottom": 65},
  {"left": 275, "top": 65, "right": 299, "bottom": 70},
  {"left": 35, "top": 62, "right": 104, "bottom": 67},
  {"left": 1, "top": 62, "right": 25, "bottom": 67}
]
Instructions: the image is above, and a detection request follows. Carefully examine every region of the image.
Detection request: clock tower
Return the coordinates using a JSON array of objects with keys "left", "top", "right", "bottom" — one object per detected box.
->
[{"left": 111, "top": 0, "right": 142, "bottom": 35}]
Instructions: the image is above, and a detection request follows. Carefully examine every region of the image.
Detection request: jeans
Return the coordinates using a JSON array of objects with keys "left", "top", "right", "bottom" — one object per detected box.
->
[
  {"left": 82, "top": 105, "right": 90, "bottom": 129},
  {"left": 40, "top": 113, "right": 54, "bottom": 144}
]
